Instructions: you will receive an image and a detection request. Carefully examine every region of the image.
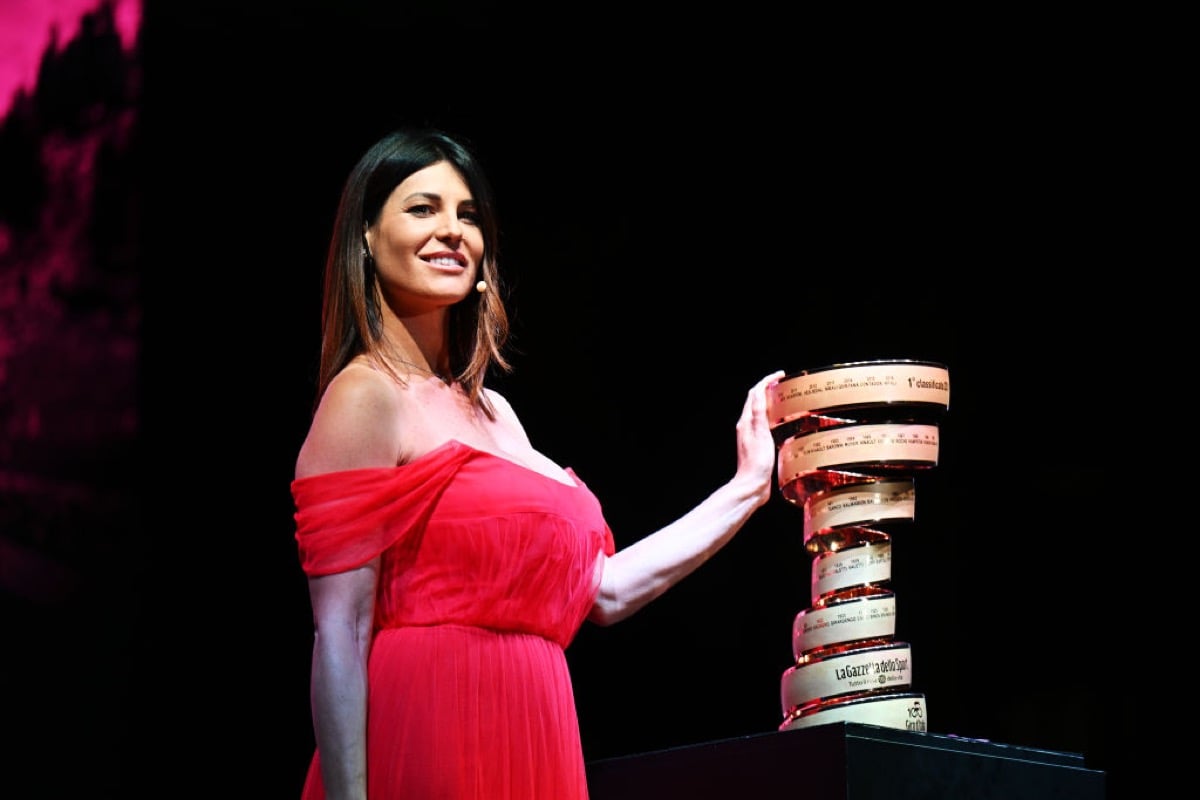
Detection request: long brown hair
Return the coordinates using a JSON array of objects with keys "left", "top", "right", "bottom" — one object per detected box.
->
[{"left": 315, "top": 128, "right": 511, "bottom": 418}]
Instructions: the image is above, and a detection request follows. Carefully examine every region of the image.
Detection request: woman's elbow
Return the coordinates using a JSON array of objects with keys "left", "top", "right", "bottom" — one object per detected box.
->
[
  {"left": 588, "top": 579, "right": 636, "bottom": 626},
  {"left": 588, "top": 565, "right": 662, "bottom": 626},
  {"left": 587, "top": 597, "right": 622, "bottom": 626},
  {"left": 588, "top": 588, "right": 646, "bottom": 626}
]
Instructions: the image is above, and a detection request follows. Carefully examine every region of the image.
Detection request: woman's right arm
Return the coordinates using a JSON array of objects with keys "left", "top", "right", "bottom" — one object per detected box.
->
[
  {"left": 307, "top": 563, "right": 377, "bottom": 800},
  {"left": 297, "top": 365, "right": 403, "bottom": 800}
]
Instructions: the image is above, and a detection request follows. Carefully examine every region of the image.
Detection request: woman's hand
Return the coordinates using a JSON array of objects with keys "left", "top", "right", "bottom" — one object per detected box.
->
[{"left": 733, "top": 369, "right": 787, "bottom": 509}]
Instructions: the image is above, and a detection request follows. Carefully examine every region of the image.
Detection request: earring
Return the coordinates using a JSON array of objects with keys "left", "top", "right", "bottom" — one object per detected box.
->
[{"left": 476, "top": 280, "right": 487, "bottom": 293}]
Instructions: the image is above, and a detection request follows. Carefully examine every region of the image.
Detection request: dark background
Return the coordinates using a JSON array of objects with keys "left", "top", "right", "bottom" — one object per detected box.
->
[{"left": 7, "top": 1, "right": 1179, "bottom": 797}]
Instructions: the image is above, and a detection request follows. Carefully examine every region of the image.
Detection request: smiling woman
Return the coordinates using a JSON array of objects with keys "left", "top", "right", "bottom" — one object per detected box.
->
[
  {"left": 286, "top": 126, "right": 786, "bottom": 800},
  {"left": 0, "top": 0, "right": 140, "bottom": 117}
]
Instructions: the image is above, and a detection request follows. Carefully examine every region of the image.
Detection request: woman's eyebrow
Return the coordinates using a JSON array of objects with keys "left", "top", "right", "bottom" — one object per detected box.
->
[{"left": 401, "top": 191, "right": 442, "bottom": 203}]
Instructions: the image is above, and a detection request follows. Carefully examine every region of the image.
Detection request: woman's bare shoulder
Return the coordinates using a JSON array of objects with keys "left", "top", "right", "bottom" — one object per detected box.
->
[{"left": 295, "top": 363, "right": 405, "bottom": 478}]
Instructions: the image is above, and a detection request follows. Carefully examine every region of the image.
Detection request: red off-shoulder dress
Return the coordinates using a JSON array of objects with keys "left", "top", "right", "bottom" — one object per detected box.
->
[{"left": 293, "top": 439, "right": 615, "bottom": 799}]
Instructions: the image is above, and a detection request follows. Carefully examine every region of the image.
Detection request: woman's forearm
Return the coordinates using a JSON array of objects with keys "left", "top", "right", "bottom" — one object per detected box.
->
[
  {"left": 310, "top": 629, "right": 370, "bottom": 800},
  {"left": 588, "top": 370, "right": 782, "bottom": 626},
  {"left": 590, "top": 472, "right": 770, "bottom": 625}
]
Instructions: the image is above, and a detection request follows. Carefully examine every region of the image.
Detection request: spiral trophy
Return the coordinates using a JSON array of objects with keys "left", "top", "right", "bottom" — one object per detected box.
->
[{"left": 768, "top": 360, "right": 950, "bottom": 733}]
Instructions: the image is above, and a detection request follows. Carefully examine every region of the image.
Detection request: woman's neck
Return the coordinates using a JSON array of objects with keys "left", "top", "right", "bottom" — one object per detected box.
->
[{"left": 378, "top": 313, "right": 451, "bottom": 380}]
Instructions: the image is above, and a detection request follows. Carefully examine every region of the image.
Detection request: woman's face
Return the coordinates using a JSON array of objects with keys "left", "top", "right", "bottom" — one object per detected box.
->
[{"left": 365, "top": 160, "right": 482, "bottom": 314}]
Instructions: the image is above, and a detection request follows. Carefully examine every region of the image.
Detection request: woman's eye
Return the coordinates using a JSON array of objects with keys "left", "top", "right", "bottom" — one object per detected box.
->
[
  {"left": 460, "top": 211, "right": 480, "bottom": 225},
  {"left": 408, "top": 204, "right": 435, "bottom": 216}
]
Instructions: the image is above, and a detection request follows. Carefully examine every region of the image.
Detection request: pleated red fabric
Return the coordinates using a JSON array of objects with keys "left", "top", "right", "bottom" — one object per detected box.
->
[{"left": 293, "top": 440, "right": 615, "bottom": 799}]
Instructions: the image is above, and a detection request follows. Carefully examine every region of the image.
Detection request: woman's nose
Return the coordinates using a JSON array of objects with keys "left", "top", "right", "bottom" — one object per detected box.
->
[{"left": 437, "top": 214, "right": 463, "bottom": 243}]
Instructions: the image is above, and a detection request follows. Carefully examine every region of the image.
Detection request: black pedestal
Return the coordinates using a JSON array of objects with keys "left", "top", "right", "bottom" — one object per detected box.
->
[{"left": 586, "top": 723, "right": 1105, "bottom": 800}]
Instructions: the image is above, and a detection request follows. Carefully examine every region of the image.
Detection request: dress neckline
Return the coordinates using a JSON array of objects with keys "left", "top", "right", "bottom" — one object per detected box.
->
[
  {"left": 439, "top": 439, "right": 581, "bottom": 488},
  {"left": 293, "top": 439, "right": 582, "bottom": 489}
]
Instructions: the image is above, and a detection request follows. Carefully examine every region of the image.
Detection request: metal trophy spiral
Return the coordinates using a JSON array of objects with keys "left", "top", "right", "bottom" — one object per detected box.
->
[{"left": 769, "top": 359, "right": 950, "bottom": 733}]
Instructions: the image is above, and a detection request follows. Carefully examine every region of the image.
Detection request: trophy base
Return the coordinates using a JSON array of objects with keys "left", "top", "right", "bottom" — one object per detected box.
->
[{"left": 586, "top": 722, "right": 1104, "bottom": 800}]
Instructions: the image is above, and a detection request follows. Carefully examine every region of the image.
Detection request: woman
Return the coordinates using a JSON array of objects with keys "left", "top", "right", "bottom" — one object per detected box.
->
[{"left": 293, "top": 126, "right": 783, "bottom": 799}]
